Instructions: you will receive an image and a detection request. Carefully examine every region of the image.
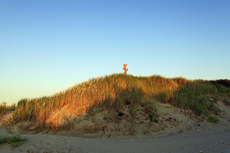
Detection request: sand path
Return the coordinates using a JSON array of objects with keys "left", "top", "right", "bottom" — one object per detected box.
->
[
  {"left": 0, "top": 126, "right": 230, "bottom": 153},
  {"left": 1, "top": 104, "right": 230, "bottom": 153}
]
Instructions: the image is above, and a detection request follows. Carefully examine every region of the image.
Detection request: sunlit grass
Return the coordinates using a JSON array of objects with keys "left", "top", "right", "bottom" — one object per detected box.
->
[
  {"left": 0, "top": 103, "right": 16, "bottom": 114},
  {"left": 1, "top": 73, "right": 229, "bottom": 131}
]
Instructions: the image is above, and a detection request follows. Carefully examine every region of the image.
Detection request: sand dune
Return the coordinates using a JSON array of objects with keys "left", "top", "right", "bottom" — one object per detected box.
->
[{"left": 1, "top": 101, "right": 230, "bottom": 153}]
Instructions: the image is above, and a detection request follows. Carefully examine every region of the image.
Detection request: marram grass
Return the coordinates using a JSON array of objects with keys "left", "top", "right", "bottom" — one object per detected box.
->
[{"left": 1, "top": 73, "right": 230, "bottom": 130}]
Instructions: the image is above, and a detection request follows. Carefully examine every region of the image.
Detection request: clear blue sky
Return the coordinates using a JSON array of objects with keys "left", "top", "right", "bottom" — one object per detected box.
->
[{"left": 1, "top": 1, "right": 230, "bottom": 105}]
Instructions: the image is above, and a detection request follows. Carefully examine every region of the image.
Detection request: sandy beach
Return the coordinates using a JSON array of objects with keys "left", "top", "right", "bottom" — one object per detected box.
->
[
  {"left": 0, "top": 126, "right": 230, "bottom": 153},
  {"left": 1, "top": 101, "right": 230, "bottom": 153}
]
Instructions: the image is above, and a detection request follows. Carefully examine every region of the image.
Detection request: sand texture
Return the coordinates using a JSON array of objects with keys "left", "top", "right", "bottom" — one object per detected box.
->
[
  {"left": 1, "top": 101, "right": 230, "bottom": 153},
  {"left": 0, "top": 127, "right": 230, "bottom": 153}
]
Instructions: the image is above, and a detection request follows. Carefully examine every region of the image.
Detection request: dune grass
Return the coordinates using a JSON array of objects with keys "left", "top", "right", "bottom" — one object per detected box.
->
[
  {"left": 0, "top": 103, "right": 16, "bottom": 114},
  {"left": 1, "top": 73, "right": 230, "bottom": 130},
  {"left": 171, "top": 81, "right": 221, "bottom": 114},
  {"left": 3, "top": 74, "right": 183, "bottom": 127},
  {"left": 0, "top": 134, "right": 27, "bottom": 148},
  {"left": 169, "top": 80, "right": 230, "bottom": 123},
  {"left": 0, "top": 104, "right": 27, "bottom": 148}
]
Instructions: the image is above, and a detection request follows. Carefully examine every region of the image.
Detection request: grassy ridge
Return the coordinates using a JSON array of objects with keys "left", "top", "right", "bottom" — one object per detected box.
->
[{"left": 1, "top": 74, "right": 230, "bottom": 129}]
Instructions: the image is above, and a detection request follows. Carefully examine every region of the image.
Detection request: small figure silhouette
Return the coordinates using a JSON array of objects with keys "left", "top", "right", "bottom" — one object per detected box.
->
[{"left": 123, "top": 64, "right": 128, "bottom": 74}]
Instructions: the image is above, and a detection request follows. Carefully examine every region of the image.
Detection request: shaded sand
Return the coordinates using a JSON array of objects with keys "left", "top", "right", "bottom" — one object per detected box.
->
[{"left": 1, "top": 101, "right": 230, "bottom": 153}]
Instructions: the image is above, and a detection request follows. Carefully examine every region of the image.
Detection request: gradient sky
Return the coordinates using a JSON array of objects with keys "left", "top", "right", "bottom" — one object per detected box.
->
[{"left": 1, "top": 0, "right": 230, "bottom": 105}]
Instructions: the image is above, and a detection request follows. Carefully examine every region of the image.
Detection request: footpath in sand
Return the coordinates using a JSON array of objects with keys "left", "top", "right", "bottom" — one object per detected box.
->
[
  {"left": 0, "top": 102, "right": 230, "bottom": 153},
  {"left": 0, "top": 126, "right": 230, "bottom": 153}
]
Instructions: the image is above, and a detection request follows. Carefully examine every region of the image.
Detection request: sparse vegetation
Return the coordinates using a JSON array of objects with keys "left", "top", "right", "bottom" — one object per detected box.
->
[
  {"left": 0, "top": 73, "right": 229, "bottom": 135},
  {"left": 0, "top": 102, "right": 16, "bottom": 115},
  {"left": 0, "top": 134, "right": 27, "bottom": 148},
  {"left": 208, "top": 116, "right": 220, "bottom": 123}
]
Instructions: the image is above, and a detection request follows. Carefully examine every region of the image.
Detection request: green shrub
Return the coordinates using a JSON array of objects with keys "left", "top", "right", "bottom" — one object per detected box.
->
[
  {"left": 148, "top": 114, "right": 158, "bottom": 123},
  {"left": 157, "top": 90, "right": 172, "bottom": 103},
  {"left": 17, "top": 98, "right": 29, "bottom": 107},
  {"left": 171, "top": 81, "right": 220, "bottom": 120},
  {"left": 218, "top": 86, "right": 230, "bottom": 93},
  {"left": 208, "top": 116, "right": 219, "bottom": 123},
  {"left": 0, "top": 134, "right": 27, "bottom": 148},
  {"left": 129, "top": 106, "right": 139, "bottom": 117}
]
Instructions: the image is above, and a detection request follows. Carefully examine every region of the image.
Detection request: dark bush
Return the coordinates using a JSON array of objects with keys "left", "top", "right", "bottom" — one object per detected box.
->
[{"left": 17, "top": 98, "right": 29, "bottom": 107}]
